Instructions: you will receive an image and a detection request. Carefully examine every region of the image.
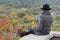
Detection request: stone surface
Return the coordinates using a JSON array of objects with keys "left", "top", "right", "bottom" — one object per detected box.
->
[
  {"left": 19, "top": 31, "right": 60, "bottom": 40},
  {"left": 20, "top": 34, "right": 50, "bottom": 40},
  {"left": 53, "top": 31, "right": 60, "bottom": 37},
  {"left": 19, "top": 31, "right": 54, "bottom": 40}
]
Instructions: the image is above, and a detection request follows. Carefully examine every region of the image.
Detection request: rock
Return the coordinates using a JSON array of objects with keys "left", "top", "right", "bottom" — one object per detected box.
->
[
  {"left": 19, "top": 31, "right": 54, "bottom": 40},
  {"left": 53, "top": 31, "right": 60, "bottom": 37}
]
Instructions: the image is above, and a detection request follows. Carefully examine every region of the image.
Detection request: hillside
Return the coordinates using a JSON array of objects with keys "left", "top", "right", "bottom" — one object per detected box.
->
[
  {"left": 0, "top": 0, "right": 60, "bottom": 15},
  {"left": 0, "top": 0, "right": 60, "bottom": 5}
]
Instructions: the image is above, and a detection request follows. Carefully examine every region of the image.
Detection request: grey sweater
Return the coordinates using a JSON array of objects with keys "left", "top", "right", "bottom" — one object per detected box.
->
[{"left": 34, "top": 11, "right": 53, "bottom": 35}]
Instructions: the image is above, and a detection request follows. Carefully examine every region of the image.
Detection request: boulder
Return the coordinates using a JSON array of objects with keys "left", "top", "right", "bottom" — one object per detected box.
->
[{"left": 19, "top": 31, "right": 54, "bottom": 40}]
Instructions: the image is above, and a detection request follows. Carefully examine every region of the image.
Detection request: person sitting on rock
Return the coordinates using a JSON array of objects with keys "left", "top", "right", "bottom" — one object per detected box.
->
[{"left": 18, "top": 4, "right": 53, "bottom": 37}]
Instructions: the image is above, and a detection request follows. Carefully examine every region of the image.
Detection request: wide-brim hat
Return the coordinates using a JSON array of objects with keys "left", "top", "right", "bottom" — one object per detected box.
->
[{"left": 41, "top": 4, "right": 51, "bottom": 10}]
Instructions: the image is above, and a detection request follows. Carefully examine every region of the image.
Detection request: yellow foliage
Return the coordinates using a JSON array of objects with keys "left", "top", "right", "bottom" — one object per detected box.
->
[
  {"left": 0, "top": 37, "right": 5, "bottom": 40},
  {"left": 23, "top": 15, "right": 35, "bottom": 21},
  {"left": 12, "top": 19, "right": 19, "bottom": 25},
  {"left": 8, "top": 24, "right": 14, "bottom": 32},
  {"left": 28, "top": 16, "right": 34, "bottom": 20},
  {"left": 31, "top": 21, "right": 37, "bottom": 27},
  {"left": 56, "top": 20, "right": 60, "bottom": 24},
  {"left": 23, "top": 15, "right": 29, "bottom": 18},
  {"left": 0, "top": 32, "right": 6, "bottom": 40},
  {"left": 54, "top": 23, "right": 60, "bottom": 27},
  {"left": 55, "top": 28, "right": 60, "bottom": 32}
]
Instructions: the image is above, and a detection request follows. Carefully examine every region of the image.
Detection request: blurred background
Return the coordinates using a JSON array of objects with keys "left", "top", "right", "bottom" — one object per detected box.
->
[{"left": 0, "top": 0, "right": 60, "bottom": 40}]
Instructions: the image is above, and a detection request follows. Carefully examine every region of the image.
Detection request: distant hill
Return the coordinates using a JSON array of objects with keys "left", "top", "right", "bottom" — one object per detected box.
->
[
  {"left": 0, "top": 0, "right": 60, "bottom": 5},
  {"left": 0, "top": 0, "right": 60, "bottom": 15}
]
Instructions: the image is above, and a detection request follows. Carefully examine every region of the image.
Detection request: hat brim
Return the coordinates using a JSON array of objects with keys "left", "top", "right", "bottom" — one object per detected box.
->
[{"left": 41, "top": 8, "right": 51, "bottom": 10}]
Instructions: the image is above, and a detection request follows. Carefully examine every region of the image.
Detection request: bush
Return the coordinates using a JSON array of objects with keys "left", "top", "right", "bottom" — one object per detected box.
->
[
  {"left": 24, "top": 19, "right": 30, "bottom": 23},
  {"left": 55, "top": 15, "right": 60, "bottom": 21},
  {"left": 55, "top": 24, "right": 60, "bottom": 28},
  {"left": 18, "top": 12, "right": 25, "bottom": 18},
  {"left": 56, "top": 20, "right": 60, "bottom": 24},
  {"left": 53, "top": 24, "right": 60, "bottom": 31}
]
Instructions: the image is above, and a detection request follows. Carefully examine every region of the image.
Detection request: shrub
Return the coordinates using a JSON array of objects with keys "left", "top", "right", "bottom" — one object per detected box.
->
[
  {"left": 55, "top": 15, "right": 60, "bottom": 21},
  {"left": 18, "top": 12, "right": 25, "bottom": 18}
]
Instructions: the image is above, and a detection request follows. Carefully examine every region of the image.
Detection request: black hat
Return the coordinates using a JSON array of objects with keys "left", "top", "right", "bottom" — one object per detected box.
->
[{"left": 41, "top": 4, "right": 51, "bottom": 10}]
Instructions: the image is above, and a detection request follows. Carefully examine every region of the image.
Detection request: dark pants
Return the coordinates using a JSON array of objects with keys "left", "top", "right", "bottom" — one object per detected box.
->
[
  {"left": 20, "top": 30, "right": 50, "bottom": 37},
  {"left": 20, "top": 29, "right": 35, "bottom": 37}
]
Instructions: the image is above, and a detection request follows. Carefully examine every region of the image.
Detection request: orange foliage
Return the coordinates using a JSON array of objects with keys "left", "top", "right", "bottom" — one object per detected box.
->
[{"left": 0, "top": 16, "right": 20, "bottom": 40}]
